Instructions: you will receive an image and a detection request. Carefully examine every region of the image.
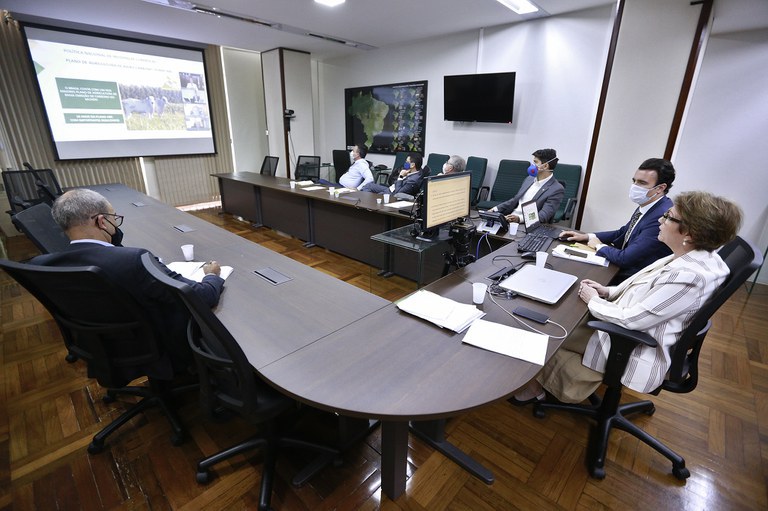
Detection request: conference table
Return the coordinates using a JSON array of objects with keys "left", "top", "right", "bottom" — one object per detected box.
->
[{"left": 93, "top": 183, "right": 617, "bottom": 501}]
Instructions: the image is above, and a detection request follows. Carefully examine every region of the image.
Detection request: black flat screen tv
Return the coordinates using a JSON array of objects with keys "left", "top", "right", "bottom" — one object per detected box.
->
[
  {"left": 22, "top": 24, "right": 216, "bottom": 160},
  {"left": 443, "top": 72, "right": 516, "bottom": 123}
]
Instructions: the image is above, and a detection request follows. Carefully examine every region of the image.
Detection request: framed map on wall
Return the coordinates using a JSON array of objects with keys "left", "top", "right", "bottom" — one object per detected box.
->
[{"left": 344, "top": 80, "right": 427, "bottom": 155}]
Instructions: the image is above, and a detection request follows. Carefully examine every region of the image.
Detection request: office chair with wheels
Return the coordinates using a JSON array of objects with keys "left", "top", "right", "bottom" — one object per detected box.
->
[
  {"left": 475, "top": 159, "right": 529, "bottom": 210},
  {"left": 552, "top": 163, "right": 582, "bottom": 223},
  {"left": 0, "top": 259, "right": 194, "bottom": 454},
  {"left": 2, "top": 166, "right": 63, "bottom": 222},
  {"left": 260, "top": 156, "right": 279, "bottom": 176},
  {"left": 425, "top": 153, "right": 450, "bottom": 176},
  {"left": 141, "top": 253, "right": 340, "bottom": 511},
  {"left": 295, "top": 155, "right": 321, "bottom": 181},
  {"left": 532, "top": 236, "right": 763, "bottom": 480},
  {"left": 331, "top": 149, "right": 351, "bottom": 182},
  {"left": 11, "top": 203, "right": 70, "bottom": 254},
  {"left": 465, "top": 156, "right": 488, "bottom": 206}
]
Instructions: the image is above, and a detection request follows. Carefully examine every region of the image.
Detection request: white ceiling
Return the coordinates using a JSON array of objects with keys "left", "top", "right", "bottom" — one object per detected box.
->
[{"left": 2, "top": 0, "right": 614, "bottom": 59}]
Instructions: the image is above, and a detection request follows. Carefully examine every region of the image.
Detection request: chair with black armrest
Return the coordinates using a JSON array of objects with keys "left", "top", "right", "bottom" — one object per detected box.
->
[
  {"left": 259, "top": 156, "right": 279, "bottom": 176},
  {"left": 295, "top": 155, "right": 321, "bottom": 181},
  {"left": 552, "top": 163, "right": 582, "bottom": 223},
  {"left": 331, "top": 149, "right": 351, "bottom": 182},
  {"left": 0, "top": 259, "right": 194, "bottom": 455},
  {"left": 475, "top": 159, "right": 529, "bottom": 210},
  {"left": 141, "top": 253, "right": 340, "bottom": 511},
  {"left": 2, "top": 167, "right": 63, "bottom": 224},
  {"left": 532, "top": 236, "right": 762, "bottom": 480},
  {"left": 11, "top": 203, "right": 70, "bottom": 254},
  {"left": 425, "top": 153, "right": 450, "bottom": 176},
  {"left": 465, "top": 156, "right": 488, "bottom": 206}
]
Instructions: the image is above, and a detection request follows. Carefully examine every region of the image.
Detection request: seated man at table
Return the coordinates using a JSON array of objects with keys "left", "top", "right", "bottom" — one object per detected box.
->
[
  {"left": 361, "top": 153, "right": 427, "bottom": 196},
  {"left": 489, "top": 148, "right": 564, "bottom": 225},
  {"left": 338, "top": 144, "right": 374, "bottom": 190},
  {"left": 31, "top": 189, "right": 226, "bottom": 372},
  {"left": 438, "top": 155, "right": 466, "bottom": 175}
]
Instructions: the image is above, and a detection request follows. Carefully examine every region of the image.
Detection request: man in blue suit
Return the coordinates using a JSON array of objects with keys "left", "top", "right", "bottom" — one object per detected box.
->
[
  {"left": 490, "top": 148, "right": 564, "bottom": 224},
  {"left": 32, "top": 188, "right": 225, "bottom": 375},
  {"left": 560, "top": 158, "right": 676, "bottom": 283}
]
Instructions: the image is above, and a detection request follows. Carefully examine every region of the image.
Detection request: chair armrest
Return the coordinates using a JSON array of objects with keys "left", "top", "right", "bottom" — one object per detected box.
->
[
  {"left": 586, "top": 320, "right": 657, "bottom": 385},
  {"left": 478, "top": 186, "right": 489, "bottom": 202},
  {"left": 563, "top": 198, "right": 577, "bottom": 220}
]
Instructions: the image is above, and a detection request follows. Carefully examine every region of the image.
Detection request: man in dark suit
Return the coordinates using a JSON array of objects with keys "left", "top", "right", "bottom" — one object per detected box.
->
[
  {"left": 362, "top": 152, "right": 427, "bottom": 197},
  {"left": 560, "top": 158, "right": 676, "bottom": 283},
  {"left": 32, "top": 188, "right": 225, "bottom": 373},
  {"left": 490, "top": 148, "right": 564, "bottom": 224}
]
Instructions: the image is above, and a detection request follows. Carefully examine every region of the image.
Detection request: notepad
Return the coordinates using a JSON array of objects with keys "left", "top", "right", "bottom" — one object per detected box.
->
[
  {"left": 167, "top": 261, "right": 233, "bottom": 282},
  {"left": 396, "top": 289, "right": 484, "bottom": 333}
]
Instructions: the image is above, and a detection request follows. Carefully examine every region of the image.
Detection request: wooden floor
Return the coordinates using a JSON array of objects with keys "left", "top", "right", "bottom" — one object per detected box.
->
[{"left": 1, "top": 207, "right": 767, "bottom": 510}]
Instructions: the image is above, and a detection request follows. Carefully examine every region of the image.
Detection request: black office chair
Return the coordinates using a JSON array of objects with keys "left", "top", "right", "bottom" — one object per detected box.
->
[
  {"left": 141, "top": 253, "right": 340, "bottom": 511},
  {"left": 295, "top": 155, "right": 321, "bottom": 181},
  {"left": 532, "top": 236, "right": 763, "bottom": 480},
  {"left": 11, "top": 203, "right": 70, "bottom": 254},
  {"left": 0, "top": 259, "right": 193, "bottom": 454},
  {"left": 331, "top": 149, "right": 351, "bottom": 182},
  {"left": 260, "top": 156, "right": 279, "bottom": 176},
  {"left": 425, "top": 153, "right": 450, "bottom": 176},
  {"left": 476, "top": 159, "right": 529, "bottom": 210},
  {"left": 552, "top": 163, "right": 582, "bottom": 223},
  {"left": 465, "top": 156, "right": 488, "bottom": 206},
  {"left": 2, "top": 166, "right": 63, "bottom": 222}
]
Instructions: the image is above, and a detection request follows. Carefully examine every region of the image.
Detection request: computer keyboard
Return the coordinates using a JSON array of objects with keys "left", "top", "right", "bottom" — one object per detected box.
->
[{"left": 517, "top": 233, "right": 553, "bottom": 253}]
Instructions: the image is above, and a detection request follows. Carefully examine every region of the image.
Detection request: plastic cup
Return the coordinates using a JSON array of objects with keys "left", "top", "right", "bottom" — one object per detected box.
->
[
  {"left": 289, "top": 181, "right": 296, "bottom": 189},
  {"left": 376, "top": 198, "right": 382, "bottom": 204},
  {"left": 536, "top": 251, "right": 548, "bottom": 268},
  {"left": 181, "top": 244, "right": 194, "bottom": 261},
  {"left": 328, "top": 186, "right": 335, "bottom": 194},
  {"left": 383, "top": 194, "right": 390, "bottom": 203},
  {"left": 472, "top": 282, "right": 488, "bottom": 304}
]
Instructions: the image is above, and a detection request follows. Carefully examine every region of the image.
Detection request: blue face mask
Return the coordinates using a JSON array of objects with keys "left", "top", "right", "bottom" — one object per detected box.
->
[
  {"left": 403, "top": 162, "right": 411, "bottom": 170},
  {"left": 527, "top": 162, "right": 539, "bottom": 177}
]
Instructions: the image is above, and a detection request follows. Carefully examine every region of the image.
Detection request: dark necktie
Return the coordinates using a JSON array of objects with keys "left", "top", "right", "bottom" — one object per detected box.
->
[{"left": 623, "top": 209, "right": 642, "bottom": 248}]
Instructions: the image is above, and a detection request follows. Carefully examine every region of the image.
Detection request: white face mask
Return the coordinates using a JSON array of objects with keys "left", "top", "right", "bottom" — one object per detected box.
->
[
  {"left": 629, "top": 183, "right": 658, "bottom": 205},
  {"left": 349, "top": 151, "right": 355, "bottom": 163},
  {"left": 442, "top": 163, "right": 450, "bottom": 174}
]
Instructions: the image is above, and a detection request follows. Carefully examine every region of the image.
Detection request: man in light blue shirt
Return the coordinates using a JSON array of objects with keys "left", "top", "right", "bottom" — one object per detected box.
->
[{"left": 339, "top": 144, "right": 374, "bottom": 189}]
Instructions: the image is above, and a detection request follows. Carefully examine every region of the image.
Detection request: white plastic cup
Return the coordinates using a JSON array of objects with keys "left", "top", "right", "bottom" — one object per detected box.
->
[
  {"left": 383, "top": 194, "right": 390, "bottom": 203},
  {"left": 536, "top": 251, "right": 548, "bottom": 268},
  {"left": 328, "top": 186, "right": 335, "bottom": 194},
  {"left": 181, "top": 244, "right": 194, "bottom": 261},
  {"left": 289, "top": 181, "right": 296, "bottom": 189},
  {"left": 376, "top": 198, "right": 382, "bottom": 204},
  {"left": 472, "top": 282, "right": 488, "bottom": 304}
]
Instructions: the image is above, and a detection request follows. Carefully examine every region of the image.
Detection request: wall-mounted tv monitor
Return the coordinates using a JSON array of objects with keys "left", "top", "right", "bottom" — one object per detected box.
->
[
  {"left": 443, "top": 72, "right": 516, "bottom": 123},
  {"left": 22, "top": 25, "right": 216, "bottom": 160},
  {"left": 419, "top": 171, "right": 471, "bottom": 237}
]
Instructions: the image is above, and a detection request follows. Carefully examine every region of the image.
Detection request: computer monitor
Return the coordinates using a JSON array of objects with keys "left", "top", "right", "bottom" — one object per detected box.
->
[{"left": 417, "top": 171, "right": 471, "bottom": 238}]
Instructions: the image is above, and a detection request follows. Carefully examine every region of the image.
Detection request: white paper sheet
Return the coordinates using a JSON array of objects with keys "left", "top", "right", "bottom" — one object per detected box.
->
[
  {"left": 462, "top": 319, "right": 549, "bottom": 365},
  {"left": 167, "top": 261, "right": 234, "bottom": 282}
]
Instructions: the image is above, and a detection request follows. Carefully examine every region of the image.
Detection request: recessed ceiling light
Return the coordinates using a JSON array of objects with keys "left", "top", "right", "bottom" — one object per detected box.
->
[
  {"left": 315, "top": 0, "right": 346, "bottom": 7},
  {"left": 495, "top": 0, "right": 539, "bottom": 15}
]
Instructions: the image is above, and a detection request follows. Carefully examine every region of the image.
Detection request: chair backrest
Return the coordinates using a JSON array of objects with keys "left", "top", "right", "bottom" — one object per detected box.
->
[
  {"left": 491, "top": 159, "right": 529, "bottom": 202},
  {"left": 663, "top": 236, "right": 763, "bottom": 393},
  {"left": 425, "top": 153, "right": 450, "bottom": 176},
  {"left": 260, "top": 156, "right": 279, "bottom": 176},
  {"left": 552, "top": 163, "right": 582, "bottom": 222},
  {"left": 392, "top": 151, "right": 409, "bottom": 173},
  {"left": 140, "top": 253, "right": 260, "bottom": 419},
  {"left": 0, "top": 258, "right": 170, "bottom": 387},
  {"left": 11, "top": 203, "right": 70, "bottom": 254},
  {"left": 331, "top": 150, "right": 351, "bottom": 182},
  {"left": 295, "top": 155, "right": 321, "bottom": 180},
  {"left": 2, "top": 168, "right": 63, "bottom": 216},
  {"left": 466, "top": 156, "right": 488, "bottom": 205}
]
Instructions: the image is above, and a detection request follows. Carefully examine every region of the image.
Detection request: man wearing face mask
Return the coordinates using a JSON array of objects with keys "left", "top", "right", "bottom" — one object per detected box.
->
[
  {"left": 489, "top": 148, "right": 564, "bottom": 224},
  {"left": 361, "top": 153, "right": 432, "bottom": 196},
  {"left": 31, "top": 188, "right": 225, "bottom": 371},
  {"left": 560, "top": 158, "right": 675, "bottom": 283},
  {"left": 439, "top": 155, "right": 467, "bottom": 175},
  {"left": 338, "top": 143, "right": 374, "bottom": 190}
]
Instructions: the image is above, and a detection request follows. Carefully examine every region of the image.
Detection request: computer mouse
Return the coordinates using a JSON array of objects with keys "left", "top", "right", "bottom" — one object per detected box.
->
[
  {"left": 521, "top": 251, "right": 536, "bottom": 260},
  {"left": 557, "top": 235, "right": 571, "bottom": 241}
]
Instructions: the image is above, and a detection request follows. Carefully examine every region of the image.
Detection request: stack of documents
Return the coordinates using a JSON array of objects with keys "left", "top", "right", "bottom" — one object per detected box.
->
[
  {"left": 462, "top": 319, "right": 549, "bottom": 365},
  {"left": 167, "top": 261, "right": 234, "bottom": 282},
  {"left": 551, "top": 245, "right": 608, "bottom": 267},
  {"left": 295, "top": 180, "right": 314, "bottom": 186},
  {"left": 396, "top": 289, "right": 485, "bottom": 333}
]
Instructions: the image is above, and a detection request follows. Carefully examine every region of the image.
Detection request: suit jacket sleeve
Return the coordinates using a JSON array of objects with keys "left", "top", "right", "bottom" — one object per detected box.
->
[
  {"left": 496, "top": 177, "right": 564, "bottom": 223},
  {"left": 495, "top": 177, "right": 532, "bottom": 215},
  {"left": 393, "top": 172, "right": 423, "bottom": 196}
]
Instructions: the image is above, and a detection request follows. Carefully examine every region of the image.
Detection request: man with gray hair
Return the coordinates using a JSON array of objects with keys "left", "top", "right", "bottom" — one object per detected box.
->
[
  {"left": 440, "top": 155, "right": 466, "bottom": 175},
  {"left": 32, "top": 188, "right": 225, "bottom": 371}
]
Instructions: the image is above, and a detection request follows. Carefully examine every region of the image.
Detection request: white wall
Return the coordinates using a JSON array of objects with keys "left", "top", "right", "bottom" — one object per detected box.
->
[{"left": 316, "top": 5, "right": 615, "bottom": 187}]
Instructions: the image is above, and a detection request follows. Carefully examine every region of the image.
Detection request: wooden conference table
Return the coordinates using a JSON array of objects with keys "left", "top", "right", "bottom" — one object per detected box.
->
[{"left": 94, "top": 184, "right": 616, "bottom": 500}]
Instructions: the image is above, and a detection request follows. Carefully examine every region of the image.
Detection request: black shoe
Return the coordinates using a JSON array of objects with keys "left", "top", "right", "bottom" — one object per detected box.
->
[{"left": 507, "top": 392, "right": 545, "bottom": 407}]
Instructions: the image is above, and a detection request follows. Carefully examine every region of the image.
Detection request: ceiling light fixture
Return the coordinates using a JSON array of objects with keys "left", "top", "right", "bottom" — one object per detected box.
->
[
  {"left": 314, "top": 0, "right": 346, "bottom": 6},
  {"left": 495, "top": 0, "right": 539, "bottom": 15}
]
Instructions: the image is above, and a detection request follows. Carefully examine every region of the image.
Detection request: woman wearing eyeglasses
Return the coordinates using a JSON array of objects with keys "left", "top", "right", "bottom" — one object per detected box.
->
[{"left": 512, "top": 191, "right": 743, "bottom": 404}]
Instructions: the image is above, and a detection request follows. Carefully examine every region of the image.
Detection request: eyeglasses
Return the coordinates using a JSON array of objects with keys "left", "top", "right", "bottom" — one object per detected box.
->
[
  {"left": 661, "top": 211, "right": 682, "bottom": 224},
  {"left": 92, "top": 213, "right": 124, "bottom": 227}
]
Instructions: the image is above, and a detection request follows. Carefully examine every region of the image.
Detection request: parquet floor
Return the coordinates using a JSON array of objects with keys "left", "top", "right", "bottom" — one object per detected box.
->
[{"left": 1, "top": 207, "right": 767, "bottom": 510}]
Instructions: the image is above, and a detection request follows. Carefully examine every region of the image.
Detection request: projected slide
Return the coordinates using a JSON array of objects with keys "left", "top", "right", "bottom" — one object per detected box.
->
[{"left": 24, "top": 26, "right": 216, "bottom": 160}]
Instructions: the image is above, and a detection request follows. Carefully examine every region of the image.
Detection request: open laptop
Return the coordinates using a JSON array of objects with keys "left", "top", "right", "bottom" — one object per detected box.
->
[
  {"left": 498, "top": 264, "right": 577, "bottom": 304},
  {"left": 521, "top": 200, "right": 561, "bottom": 238}
]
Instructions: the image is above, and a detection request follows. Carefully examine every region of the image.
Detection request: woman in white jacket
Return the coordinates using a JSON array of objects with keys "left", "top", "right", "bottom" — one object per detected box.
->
[{"left": 512, "top": 191, "right": 743, "bottom": 404}]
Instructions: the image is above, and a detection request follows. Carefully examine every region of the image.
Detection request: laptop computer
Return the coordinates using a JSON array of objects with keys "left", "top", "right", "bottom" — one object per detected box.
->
[
  {"left": 521, "top": 200, "right": 561, "bottom": 238},
  {"left": 498, "top": 264, "right": 577, "bottom": 304}
]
